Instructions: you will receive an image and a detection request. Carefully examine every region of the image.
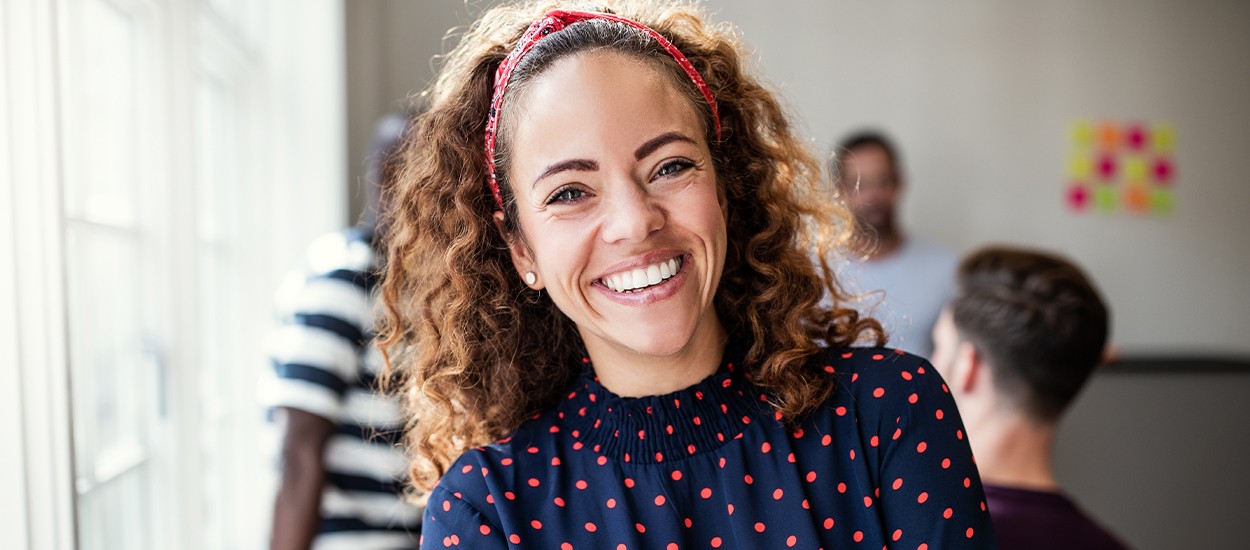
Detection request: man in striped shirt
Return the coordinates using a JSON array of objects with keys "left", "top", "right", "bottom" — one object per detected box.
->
[{"left": 265, "top": 113, "right": 419, "bottom": 550}]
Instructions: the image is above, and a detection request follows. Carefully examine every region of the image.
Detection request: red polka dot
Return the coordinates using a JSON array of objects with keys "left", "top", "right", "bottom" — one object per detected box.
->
[
  {"left": 624, "top": 478, "right": 635, "bottom": 488},
  {"left": 442, "top": 536, "right": 451, "bottom": 547},
  {"left": 918, "top": 545, "right": 928, "bottom": 550},
  {"left": 576, "top": 480, "right": 588, "bottom": 490},
  {"left": 802, "top": 498, "right": 810, "bottom": 509},
  {"left": 531, "top": 520, "right": 543, "bottom": 529},
  {"left": 916, "top": 441, "right": 928, "bottom": 453},
  {"left": 687, "top": 444, "right": 696, "bottom": 455},
  {"left": 892, "top": 428, "right": 902, "bottom": 440},
  {"left": 728, "top": 504, "right": 734, "bottom": 515},
  {"left": 917, "top": 492, "right": 929, "bottom": 504},
  {"left": 655, "top": 452, "right": 664, "bottom": 462},
  {"left": 744, "top": 474, "right": 754, "bottom": 485},
  {"left": 442, "top": 500, "right": 451, "bottom": 512},
  {"left": 773, "top": 488, "right": 784, "bottom": 500},
  {"left": 607, "top": 498, "right": 616, "bottom": 508},
  {"left": 853, "top": 531, "right": 864, "bottom": 542},
  {"left": 957, "top": 429, "right": 965, "bottom": 440},
  {"left": 486, "top": 494, "right": 495, "bottom": 504},
  {"left": 942, "top": 458, "right": 951, "bottom": 469},
  {"left": 901, "top": 371, "right": 913, "bottom": 380},
  {"left": 892, "top": 529, "right": 903, "bottom": 541},
  {"left": 837, "top": 482, "right": 847, "bottom": 493},
  {"left": 509, "top": 534, "right": 521, "bottom": 544},
  {"left": 554, "top": 497, "right": 565, "bottom": 507},
  {"left": 872, "top": 353, "right": 884, "bottom": 360},
  {"left": 461, "top": 464, "right": 473, "bottom": 474},
  {"left": 863, "top": 496, "right": 873, "bottom": 507},
  {"left": 873, "top": 387, "right": 885, "bottom": 398},
  {"left": 701, "top": 487, "right": 712, "bottom": 499},
  {"left": 870, "top": 435, "right": 879, "bottom": 447},
  {"left": 671, "top": 470, "right": 683, "bottom": 481},
  {"left": 761, "top": 442, "right": 772, "bottom": 453},
  {"left": 655, "top": 494, "right": 667, "bottom": 506},
  {"left": 560, "top": 543, "right": 572, "bottom": 550},
  {"left": 584, "top": 522, "right": 597, "bottom": 533},
  {"left": 667, "top": 544, "right": 678, "bottom": 550},
  {"left": 479, "top": 525, "right": 491, "bottom": 536},
  {"left": 964, "top": 477, "right": 972, "bottom": 488},
  {"left": 711, "top": 537, "right": 723, "bottom": 548},
  {"left": 505, "top": 491, "right": 516, "bottom": 501},
  {"left": 597, "top": 455, "right": 607, "bottom": 466},
  {"left": 908, "top": 393, "right": 919, "bottom": 404},
  {"left": 892, "top": 478, "right": 903, "bottom": 490},
  {"left": 850, "top": 449, "right": 856, "bottom": 460},
  {"left": 823, "top": 517, "right": 834, "bottom": 529},
  {"left": 967, "top": 528, "right": 975, "bottom": 538},
  {"left": 528, "top": 478, "right": 539, "bottom": 487},
  {"left": 635, "top": 523, "right": 646, "bottom": 533},
  {"left": 821, "top": 434, "right": 832, "bottom": 446},
  {"left": 943, "top": 507, "right": 953, "bottom": 519},
  {"left": 786, "top": 535, "right": 797, "bottom": 547},
  {"left": 551, "top": 457, "right": 561, "bottom": 466},
  {"left": 835, "top": 406, "right": 847, "bottom": 416},
  {"left": 754, "top": 522, "right": 766, "bottom": 533},
  {"left": 806, "top": 471, "right": 818, "bottom": 482},
  {"left": 935, "top": 409, "right": 945, "bottom": 420},
  {"left": 684, "top": 517, "right": 692, "bottom": 528}
]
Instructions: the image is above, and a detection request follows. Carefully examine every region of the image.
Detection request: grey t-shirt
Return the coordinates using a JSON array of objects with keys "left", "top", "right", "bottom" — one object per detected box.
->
[{"left": 838, "top": 237, "right": 957, "bottom": 359}]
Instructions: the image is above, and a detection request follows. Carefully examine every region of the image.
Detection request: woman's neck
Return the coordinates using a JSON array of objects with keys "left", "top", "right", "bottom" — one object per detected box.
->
[{"left": 583, "top": 316, "right": 727, "bottom": 398}]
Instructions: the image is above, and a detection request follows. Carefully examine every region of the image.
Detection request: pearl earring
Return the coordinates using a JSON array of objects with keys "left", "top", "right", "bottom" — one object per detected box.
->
[{"left": 524, "top": 272, "right": 537, "bottom": 286}]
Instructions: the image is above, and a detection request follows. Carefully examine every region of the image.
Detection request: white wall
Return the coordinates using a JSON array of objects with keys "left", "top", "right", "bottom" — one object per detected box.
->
[{"left": 709, "top": 0, "right": 1250, "bottom": 357}]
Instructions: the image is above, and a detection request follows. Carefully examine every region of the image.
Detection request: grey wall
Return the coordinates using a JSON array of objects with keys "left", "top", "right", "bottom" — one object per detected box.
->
[{"left": 344, "top": 1, "right": 1250, "bottom": 547}]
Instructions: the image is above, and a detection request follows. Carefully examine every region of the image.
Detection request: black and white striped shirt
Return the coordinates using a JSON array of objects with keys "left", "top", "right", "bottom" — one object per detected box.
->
[{"left": 265, "top": 228, "right": 420, "bottom": 549}]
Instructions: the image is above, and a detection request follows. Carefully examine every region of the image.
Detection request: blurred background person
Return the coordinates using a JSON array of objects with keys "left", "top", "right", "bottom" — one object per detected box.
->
[
  {"left": 930, "top": 246, "right": 1130, "bottom": 550},
  {"left": 264, "top": 112, "right": 420, "bottom": 550},
  {"left": 831, "top": 131, "right": 957, "bottom": 358}
]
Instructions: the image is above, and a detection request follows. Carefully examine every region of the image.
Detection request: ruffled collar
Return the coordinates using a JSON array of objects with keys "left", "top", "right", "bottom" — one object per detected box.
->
[{"left": 557, "top": 340, "right": 772, "bottom": 464}]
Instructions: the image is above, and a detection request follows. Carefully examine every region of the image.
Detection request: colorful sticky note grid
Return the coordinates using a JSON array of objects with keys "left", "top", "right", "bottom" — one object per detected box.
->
[{"left": 1067, "top": 120, "right": 1176, "bottom": 216}]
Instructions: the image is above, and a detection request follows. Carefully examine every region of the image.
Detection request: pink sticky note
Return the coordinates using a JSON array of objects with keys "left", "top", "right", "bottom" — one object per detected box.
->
[
  {"left": 1067, "top": 184, "right": 1089, "bottom": 211},
  {"left": 1126, "top": 124, "right": 1147, "bottom": 151},
  {"left": 1097, "top": 154, "right": 1117, "bottom": 180},
  {"left": 1154, "top": 156, "right": 1174, "bottom": 183}
]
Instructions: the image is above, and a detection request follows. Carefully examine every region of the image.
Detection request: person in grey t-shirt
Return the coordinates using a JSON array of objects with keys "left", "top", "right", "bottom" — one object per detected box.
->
[{"left": 831, "top": 131, "right": 956, "bottom": 358}]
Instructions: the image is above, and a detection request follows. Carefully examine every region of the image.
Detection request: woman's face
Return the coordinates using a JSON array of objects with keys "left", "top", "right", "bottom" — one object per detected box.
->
[{"left": 501, "top": 51, "right": 727, "bottom": 362}]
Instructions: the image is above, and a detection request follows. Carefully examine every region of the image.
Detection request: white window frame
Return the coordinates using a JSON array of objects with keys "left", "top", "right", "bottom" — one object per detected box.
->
[{"left": 1, "top": 1, "right": 347, "bottom": 548}]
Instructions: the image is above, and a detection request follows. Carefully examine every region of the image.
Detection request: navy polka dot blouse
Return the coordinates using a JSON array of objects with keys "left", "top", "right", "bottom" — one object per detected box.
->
[{"left": 420, "top": 345, "right": 996, "bottom": 549}]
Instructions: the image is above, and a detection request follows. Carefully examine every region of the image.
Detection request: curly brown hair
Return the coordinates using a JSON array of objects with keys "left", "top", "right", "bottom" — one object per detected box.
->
[{"left": 377, "top": 0, "right": 882, "bottom": 493}]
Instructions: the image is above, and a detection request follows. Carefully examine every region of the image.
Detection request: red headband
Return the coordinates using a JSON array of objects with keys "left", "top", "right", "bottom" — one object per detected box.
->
[{"left": 484, "top": 9, "right": 721, "bottom": 213}]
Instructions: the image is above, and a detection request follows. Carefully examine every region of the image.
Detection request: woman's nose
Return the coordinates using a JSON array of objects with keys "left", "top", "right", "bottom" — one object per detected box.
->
[{"left": 600, "top": 183, "right": 665, "bottom": 244}]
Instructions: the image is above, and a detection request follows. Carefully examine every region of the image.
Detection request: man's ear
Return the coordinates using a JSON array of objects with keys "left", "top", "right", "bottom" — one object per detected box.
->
[
  {"left": 953, "top": 341, "right": 983, "bottom": 394},
  {"left": 493, "top": 211, "right": 543, "bottom": 290}
]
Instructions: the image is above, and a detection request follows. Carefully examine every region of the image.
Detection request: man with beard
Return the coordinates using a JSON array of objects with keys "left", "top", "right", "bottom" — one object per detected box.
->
[{"left": 831, "top": 131, "right": 957, "bottom": 358}]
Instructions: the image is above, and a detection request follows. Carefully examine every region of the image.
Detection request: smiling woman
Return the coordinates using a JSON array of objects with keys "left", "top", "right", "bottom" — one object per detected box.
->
[{"left": 377, "top": 1, "right": 995, "bottom": 548}]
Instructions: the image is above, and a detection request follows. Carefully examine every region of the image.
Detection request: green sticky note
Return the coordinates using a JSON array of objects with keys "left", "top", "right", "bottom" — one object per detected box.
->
[
  {"left": 1152, "top": 188, "right": 1175, "bottom": 214},
  {"left": 1095, "top": 186, "right": 1117, "bottom": 212},
  {"left": 1068, "top": 155, "right": 1092, "bottom": 179},
  {"left": 1070, "top": 121, "right": 1094, "bottom": 150},
  {"left": 1124, "top": 157, "right": 1147, "bottom": 181},
  {"left": 1153, "top": 123, "right": 1176, "bottom": 152}
]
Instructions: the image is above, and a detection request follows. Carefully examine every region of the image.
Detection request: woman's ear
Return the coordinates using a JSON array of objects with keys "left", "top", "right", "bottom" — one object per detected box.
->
[{"left": 493, "top": 211, "right": 543, "bottom": 290}]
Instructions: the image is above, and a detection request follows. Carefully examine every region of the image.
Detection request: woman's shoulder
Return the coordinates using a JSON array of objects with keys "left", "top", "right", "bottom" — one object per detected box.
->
[{"left": 809, "top": 346, "right": 952, "bottom": 418}]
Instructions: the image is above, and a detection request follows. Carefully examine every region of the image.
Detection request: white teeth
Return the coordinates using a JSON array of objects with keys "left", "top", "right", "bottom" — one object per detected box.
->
[{"left": 601, "top": 256, "right": 684, "bottom": 293}]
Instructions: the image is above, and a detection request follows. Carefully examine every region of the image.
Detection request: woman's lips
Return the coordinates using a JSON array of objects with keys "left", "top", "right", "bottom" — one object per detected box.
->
[{"left": 599, "top": 256, "right": 683, "bottom": 293}]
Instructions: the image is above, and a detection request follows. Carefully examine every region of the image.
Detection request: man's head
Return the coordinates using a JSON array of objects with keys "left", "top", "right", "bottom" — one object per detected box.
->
[
  {"left": 930, "top": 246, "right": 1109, "bottom": 424},
  {"left": 832, "top": 131, "right": 903, "bottom": 236}
]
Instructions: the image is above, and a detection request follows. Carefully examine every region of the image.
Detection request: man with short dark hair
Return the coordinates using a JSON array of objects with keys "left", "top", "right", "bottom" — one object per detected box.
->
[
  {"left": 832, "top": 131, "right": 957, "bottom": 357},
  {"left": 930, "top": 246, "right": 1131, "bottom": 550}
]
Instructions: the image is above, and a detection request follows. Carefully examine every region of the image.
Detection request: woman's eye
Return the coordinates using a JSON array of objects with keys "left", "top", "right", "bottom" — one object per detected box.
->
[
  {"left": 547, "top": 186, "right": 586, "bottom": 205},
  {"left": 656, "top": 160, "right": 694, "bottom": 179}
]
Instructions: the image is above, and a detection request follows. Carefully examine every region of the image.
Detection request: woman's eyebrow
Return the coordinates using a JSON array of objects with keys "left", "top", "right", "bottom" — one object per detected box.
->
[
  {"left": 533, "top": 159, "right": 599, "bottom": 188},
  {"left": 635, "top": 131, "right": 695, "bottom": 160}
]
